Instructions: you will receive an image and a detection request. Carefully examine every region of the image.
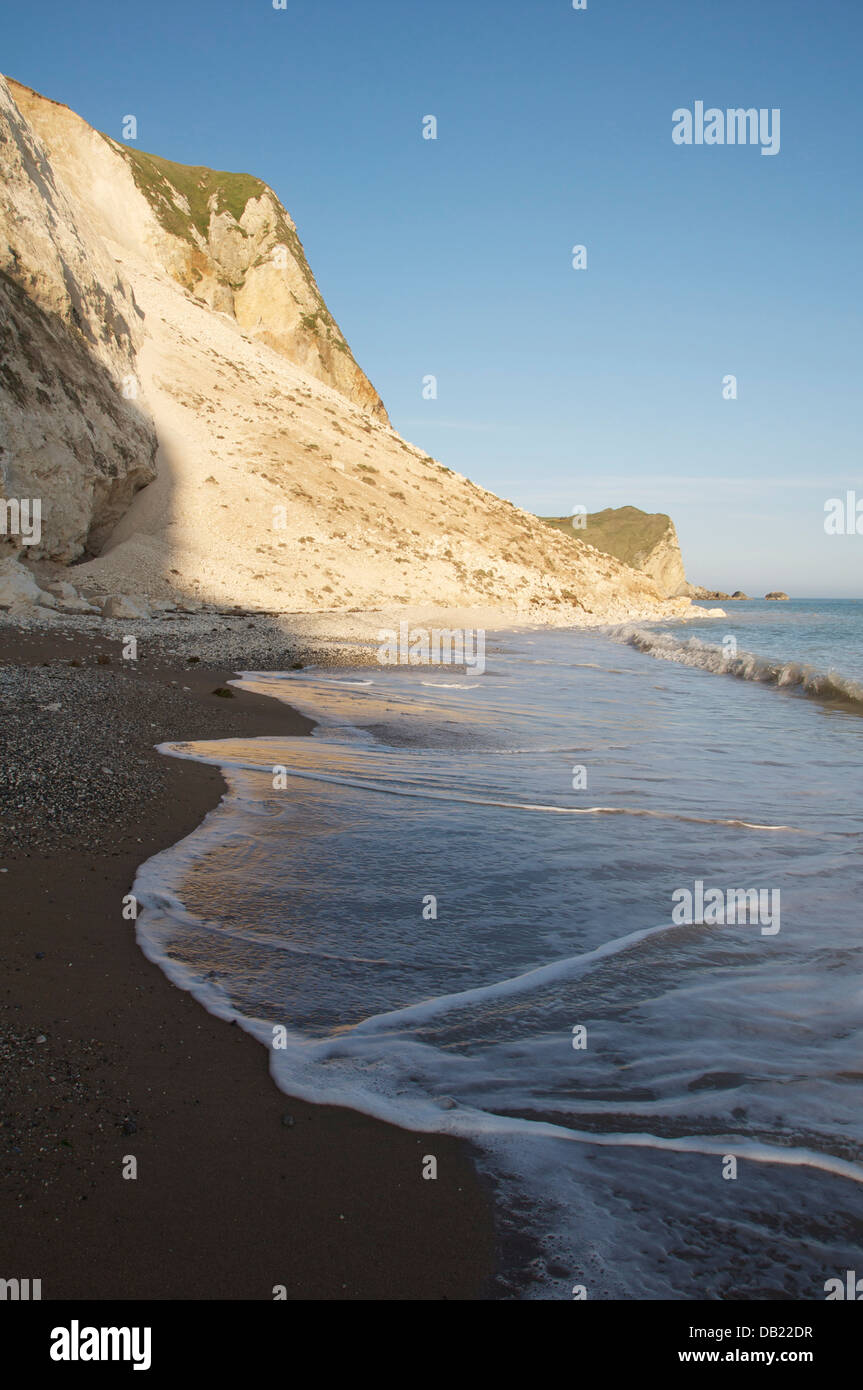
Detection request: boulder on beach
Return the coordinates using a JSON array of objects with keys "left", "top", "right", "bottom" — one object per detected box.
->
[
  {"left": 0, "top": 556, "right": 56, "bottom": 610},
  {"left": 99, "top": 595, "right": 152, "bottom": 619}
]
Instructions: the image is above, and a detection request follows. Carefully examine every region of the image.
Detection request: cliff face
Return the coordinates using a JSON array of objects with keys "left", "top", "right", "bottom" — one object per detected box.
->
[
  {"left": 9, "top": 81, "right": 388, "bottom": 423},
  {"left": 541, "top": 507, "right": 690, "bottom": 598},
  {"left": 0, "top": 75, "right": 692, "bottom": 627},
  {"left": 0, "top": 77, "right": 157, "bottom": 561}
]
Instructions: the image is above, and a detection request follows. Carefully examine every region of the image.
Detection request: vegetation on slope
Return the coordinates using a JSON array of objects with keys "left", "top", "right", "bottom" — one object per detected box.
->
[
  {"left": 110, "top": 142, "right": 354, "bottom": 358},
  {"left": 112, "top": 145, "right": 267, "bottom": 243},
  {"left": 540, "top": 506, "right": 672, "bottom": 569}
]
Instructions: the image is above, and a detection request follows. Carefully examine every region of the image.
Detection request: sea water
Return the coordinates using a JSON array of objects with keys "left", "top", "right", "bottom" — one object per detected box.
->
[{"left": 133, "top": 600, "right": 863, "bottom": 1298}]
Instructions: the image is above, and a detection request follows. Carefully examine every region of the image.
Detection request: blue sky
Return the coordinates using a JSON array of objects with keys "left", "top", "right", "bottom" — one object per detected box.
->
[{"left": 4, "top": 0, "right": 862, "bottom": 594}]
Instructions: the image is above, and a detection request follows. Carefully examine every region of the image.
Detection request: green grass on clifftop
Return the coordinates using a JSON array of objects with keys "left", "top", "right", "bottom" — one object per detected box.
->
[
  {"left": 540, "top": 506, "right": 672, "bottom": 567},
  {"left": 105, "top": 136, "right": 370, "bottom": 385},
  {"left": 113, "top": 142, "right": 329, "bottom": 308},
  {"left": 112, "top": 144, "right": 268, "bottom": 243}
]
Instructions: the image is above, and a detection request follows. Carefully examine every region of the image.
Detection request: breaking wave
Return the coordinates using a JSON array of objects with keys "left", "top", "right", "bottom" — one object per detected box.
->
[{"left": 614, "top": 626, "right": 863, "bottom": 710}]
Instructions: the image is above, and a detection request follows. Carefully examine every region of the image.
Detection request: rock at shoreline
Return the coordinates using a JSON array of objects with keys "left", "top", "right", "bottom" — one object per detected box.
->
[
  {"left": 765, "top": 591, "right": 790, "bottom": 600},
  {"left": 0, "top": 556, "right": 56, "bottom": 610},
  {"left": 100, "top": 595, "right": 152, "bottom": 620},
  {"left": 691, "top": 587, "right": 758, "bottom": 601}
]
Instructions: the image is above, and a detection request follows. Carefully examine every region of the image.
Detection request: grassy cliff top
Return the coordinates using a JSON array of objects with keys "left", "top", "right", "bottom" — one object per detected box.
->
[
  {"left": 540, "top": 506, "right": 673, "bottom": 567},
  {"left": 111, "top": 144, "right": 271, "bottom": 243},
  {"left": 110, "top": 140, "right": 325, "bottom": 308}
]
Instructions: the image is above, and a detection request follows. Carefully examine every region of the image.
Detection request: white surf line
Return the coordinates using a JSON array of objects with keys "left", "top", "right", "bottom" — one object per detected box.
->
[
  {"left": 132, "top": 853, "right": 862, "bottom": 1187},
  {"left": 614, "top": 628, "right": 863, "bottom": 705},
  {"left": 338, "top": 920, "right": 696, "bottom": 1034},
  {"left": 156, "top": 743, "right": 797, "bottom": 832},
  {"left": 262, "top": 1031, "right": 863, "bottom": 1187},
  {"left": 442, "top": 1109, "right": 863, "bottom": 1186}
]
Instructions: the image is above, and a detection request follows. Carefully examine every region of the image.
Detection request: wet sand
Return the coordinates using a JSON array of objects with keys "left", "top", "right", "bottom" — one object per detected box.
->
[{"left": 0, "top": 626, "right": 494, "bottom": 1299}]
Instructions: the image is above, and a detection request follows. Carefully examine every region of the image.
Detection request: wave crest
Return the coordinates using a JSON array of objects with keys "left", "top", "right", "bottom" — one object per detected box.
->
[{"left": 615, "top": 626, "right": 863, "bottom": 710}]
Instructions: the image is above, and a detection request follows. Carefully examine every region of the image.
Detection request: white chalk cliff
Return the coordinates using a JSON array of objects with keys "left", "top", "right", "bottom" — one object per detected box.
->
[
  {"left": 0, "top": 76, "right": 693, "bottom": 626},
  {"left": 0, "top": 78, "right": 157, "bottom": 564}
]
